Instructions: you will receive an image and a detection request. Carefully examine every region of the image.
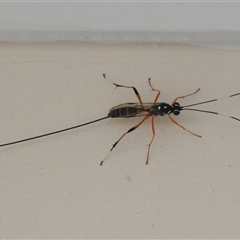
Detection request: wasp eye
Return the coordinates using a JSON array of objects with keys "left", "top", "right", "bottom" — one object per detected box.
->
[
  {"left": 173, "top": 110, "right": 180, "bottom": 115},
  {"left": 172, "top": 102, "right": 181, "bottom": 115},
  {"left": 173, "top": 102, "right": 180, "bottom": 108}
]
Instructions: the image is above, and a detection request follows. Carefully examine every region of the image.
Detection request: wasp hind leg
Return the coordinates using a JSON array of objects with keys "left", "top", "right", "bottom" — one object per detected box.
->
[
  {"left": 100, "top": 115, "right": 151, "bottom": 165},
  {"left": 103, "top": 74, "right": 144, "bottom": 108}
]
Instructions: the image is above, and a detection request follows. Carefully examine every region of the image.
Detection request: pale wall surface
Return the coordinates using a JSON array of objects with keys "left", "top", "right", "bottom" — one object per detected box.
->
[
  {"left": 0, "top": 42, "right": 240, "bottom": 238},
  {"left": 1, "top": 2, "right": 240, "bottom": 48}
]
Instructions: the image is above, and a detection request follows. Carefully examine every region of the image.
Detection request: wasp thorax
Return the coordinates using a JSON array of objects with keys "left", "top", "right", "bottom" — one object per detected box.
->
[{"left": 149, "top": 103, "right": 171, "bottom": 116}]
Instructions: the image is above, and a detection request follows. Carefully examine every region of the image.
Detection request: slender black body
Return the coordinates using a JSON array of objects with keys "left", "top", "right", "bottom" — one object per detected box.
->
[{"left": 108, "top": 102, "right": 181, "bottom": 118}]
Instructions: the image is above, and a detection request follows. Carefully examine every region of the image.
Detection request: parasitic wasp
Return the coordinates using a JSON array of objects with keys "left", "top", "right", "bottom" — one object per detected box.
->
[{"left": 0, "top": 74, "right": 239, "bottom": 165}]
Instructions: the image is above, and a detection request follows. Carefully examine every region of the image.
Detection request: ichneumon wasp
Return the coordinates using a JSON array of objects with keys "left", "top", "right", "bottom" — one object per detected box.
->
[{"left": 0, "top": 74, "right": 239, "bottom": 165}]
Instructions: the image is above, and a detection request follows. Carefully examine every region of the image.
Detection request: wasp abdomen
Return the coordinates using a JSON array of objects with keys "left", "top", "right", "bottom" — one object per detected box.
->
[{"left": 108, "top": 106, "right": 139, "bottom": 118}]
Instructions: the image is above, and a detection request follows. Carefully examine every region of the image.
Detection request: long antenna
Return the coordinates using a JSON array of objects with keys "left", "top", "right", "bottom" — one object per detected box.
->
[
  {"left": 182, "top": 92, "right": 240, "bottom": 108},
  {"left": 180, "top": 92, "right": 240, "bottom": 121},
  {"left": 181, "top": 108, "right": 240, "bottom": 121},
  {"left": 0, "top": 116, "right": 109, "bottom": 147}
]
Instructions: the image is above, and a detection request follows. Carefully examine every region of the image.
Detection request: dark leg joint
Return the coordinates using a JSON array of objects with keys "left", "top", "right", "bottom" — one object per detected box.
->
[
  {"left": 133, "top": 87, "right": 138, "bottom": 95},
  {"left": 127, "top": 127, "right": 135, "bottom": 133},
  {"left": 110, "top": 142, "right": 118, "bottom": 151},
  {"left": 113, "top": 83, "right": 120, "bottom": 90}
]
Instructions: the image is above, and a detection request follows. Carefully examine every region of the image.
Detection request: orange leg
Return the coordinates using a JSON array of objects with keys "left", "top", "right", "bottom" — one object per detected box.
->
[
  {"left": 113, "top": 83, "right": 144, "bottom": 108},
  {"left": 146, "top": 116, "right": 156, "bottom": 164},
  {"left": 167, "top": 115, "right": 201, "bottom": 138},
  {"left": 103, "top": 73, "right": 144, "bottom": 107},
  {"left": 172, "top": 88, "right": 200, "bottom": 105},
  {"left": 100, "top": 115, "right": 151, "bottom": 165},
  {"left": 148, "top": 78, "right": 161, "bottom": 104}
]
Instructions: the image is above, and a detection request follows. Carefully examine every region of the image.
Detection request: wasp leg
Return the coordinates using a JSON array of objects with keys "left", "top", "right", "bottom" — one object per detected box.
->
[
  {"left": 100, "top": 115, "right": 151, "bottom": 165},
  {"left": 112, "top": 82, "right": 144, "bottom": 108},
  {"left": 172, "top": 88, "right": 200, "bottom": 105},
  {"left": 148, "top": 78, "right": 161, "bottom": 104},
  {"left": 146, "top": 116, "right": 156, "bottom": 164},
  {"left": 103, "top": 73, "right": 144, "bottom": 107},
  {"left": 167, "top": 115, "right": 201, "bottom": 138}
]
